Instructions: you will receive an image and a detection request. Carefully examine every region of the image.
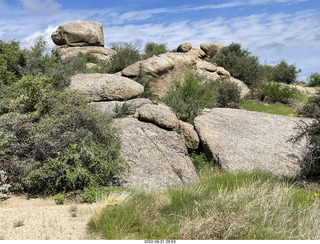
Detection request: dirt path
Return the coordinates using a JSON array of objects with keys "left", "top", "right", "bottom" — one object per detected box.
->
[{"left": 0, "top": 194, "right": 97, "bottom": 240}]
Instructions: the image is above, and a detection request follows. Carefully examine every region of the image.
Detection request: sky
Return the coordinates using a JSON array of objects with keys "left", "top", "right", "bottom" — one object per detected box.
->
[{"left": 0, "top": 0, "right": 319, "bottom": 81}]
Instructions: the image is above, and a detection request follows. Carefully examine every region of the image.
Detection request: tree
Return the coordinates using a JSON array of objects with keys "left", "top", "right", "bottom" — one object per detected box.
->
[
  {"left": 143, "top": 42, "right": 168, "bottom": 59},
  {"left": 273, "top": 61, "right": 301, "bottom": 84},
  {"left": 308, "top": 73, "right": 320, "bottom": 87}
]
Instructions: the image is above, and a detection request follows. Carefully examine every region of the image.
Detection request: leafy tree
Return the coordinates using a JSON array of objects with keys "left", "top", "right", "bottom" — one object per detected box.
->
[
  {"left": 209, "top": 43, "right": 263, "bottom": 86},
  {"left": 273, "top": 61, "right": 301, "bottom": 84},
  {"left": 308, "top": 73, "right": 320, "bottom": 87}
]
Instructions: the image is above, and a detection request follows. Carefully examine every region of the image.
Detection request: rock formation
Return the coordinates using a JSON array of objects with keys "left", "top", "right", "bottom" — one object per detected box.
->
[
  {"left": 194, "top": 108, "right": 309, "bottom": 176},
  {"left": 51, "top": 20, "right": 115, "bottom": 61}
]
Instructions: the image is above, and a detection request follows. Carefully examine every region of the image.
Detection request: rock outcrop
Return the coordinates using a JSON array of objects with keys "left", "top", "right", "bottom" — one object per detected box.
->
[
  {"left": 122, "top": 52, "right": 249, "bottom": 97},
  {"left": 194, "top": 108, "right": 308, "bottom": 176},
  {"left": 51, "top": 20, "right": 114, "bottom": 61},
  {"left": 113, "top": 117, "right": 199, "bottom": 190},
  {"left": 200, "top": 43, "right": 223, "bottom": 54},
  {"left": 178, "top": 121, "right": 200, "bottom": 151},
  {"left": 67, "top": 73, "right": 144, "bottom": 101}
]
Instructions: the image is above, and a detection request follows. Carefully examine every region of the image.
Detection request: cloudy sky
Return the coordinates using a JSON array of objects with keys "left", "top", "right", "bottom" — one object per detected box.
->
[{"left": 0, "top": 0, "right": 319, "bottom": 81}]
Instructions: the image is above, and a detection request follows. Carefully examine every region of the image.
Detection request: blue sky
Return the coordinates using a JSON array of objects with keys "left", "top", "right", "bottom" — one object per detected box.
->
[{"left": 0, "top": 0, "right": 319, "bottom": 81}]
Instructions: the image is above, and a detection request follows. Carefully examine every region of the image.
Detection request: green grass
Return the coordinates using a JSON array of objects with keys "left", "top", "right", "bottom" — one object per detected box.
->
[
  {"left": 241, "top": 99, "right": 296, "bottom": 116},
  {"left": 87, "top": 168, "right": 320, "bottom": 240}
]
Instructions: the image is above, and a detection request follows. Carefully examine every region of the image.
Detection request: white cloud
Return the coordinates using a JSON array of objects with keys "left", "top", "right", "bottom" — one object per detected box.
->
[{"left": 20, "top": 0, "right": 61, "bottom": 14}]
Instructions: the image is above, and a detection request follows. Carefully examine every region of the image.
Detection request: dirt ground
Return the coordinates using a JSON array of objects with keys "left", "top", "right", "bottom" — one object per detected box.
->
[{"left": 0, "top": 194, "right": 97, "bottom": 240}]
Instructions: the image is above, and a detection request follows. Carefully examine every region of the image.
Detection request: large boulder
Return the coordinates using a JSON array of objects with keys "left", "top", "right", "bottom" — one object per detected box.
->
[
  {"left": 66, "top": 73, "right": 144, "bottom": 101},
  {"left": 194, "top": 108, "right": 309, "bottom": 176},
  {"left": 134, "top": 103, "right": 179, "bottom": 130},
  {"left": 114, "top": 117, "right": 199, "bottom": 190},
  {"left": 52, "top": 46, "right": 115, "bottom": 60},
  {"left": 200, "top": 43, "right": 223, "bottom": 54},
  {"left": 51, "top": 20, "right": 104, "bottom": 47}
]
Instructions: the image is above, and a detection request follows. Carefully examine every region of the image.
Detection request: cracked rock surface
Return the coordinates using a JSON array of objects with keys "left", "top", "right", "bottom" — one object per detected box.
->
[{"left": 113, "top": 117, "right": 199, "bottom": 190}]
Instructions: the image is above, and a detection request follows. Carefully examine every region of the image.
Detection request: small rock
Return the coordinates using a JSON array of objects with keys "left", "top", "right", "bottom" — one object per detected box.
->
[
  {"left": 178, "top": 120, "right": 200, "bottom": 151},
  {"left": 177, "top": 42, "right": 192, "bottom": 53}
]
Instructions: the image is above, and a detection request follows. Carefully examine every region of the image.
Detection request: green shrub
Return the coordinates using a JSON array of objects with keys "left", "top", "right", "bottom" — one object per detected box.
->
[
  {"left": 107, "top": 42, "right": 141, "bottom": 73},
  {"left": 134, "top": 64, "right": 158, "bottom": 100},
  {"left": 0, "top": 40, "right": 26, "bottom": 84},
  {"left": 248, "top": 81, "right": 299, "bottom": 104},
  {"left": 209, "top": 43, "right": 263, "bottom": 86},
  {"left": 80, "top": 185, "right": 125, "bottom": 203},
  {"left": 55, "top": 193, "right": 65, "bottom": 205},
  {"left": 189, "top": 153, "right": 214, "bottom": 171},
  {"left": 162, "top": 73, "right": 218, "bottom": 124},
  {"left": 273, "top": 61, "right": 301, "bottom": 84},
  {"left": 308, "top": 73, "right": 320, "bottom": 87},
  {"left": 297, "top": 95, "right": 320, "bottom": 118},
  {"left": 162, "top": 73, "right": 241, "bottom": 123},
  {"left": 0, "top": 91, "right": 128, "bottom": 194},
  {"left": 143, "top": 42, "right": 168, "bottom": 59}
]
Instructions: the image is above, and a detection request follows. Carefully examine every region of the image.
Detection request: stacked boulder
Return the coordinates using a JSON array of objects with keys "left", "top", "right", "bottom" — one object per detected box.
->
[
  {"left": 122, "top": 42, "right": 249, "bottom": 98},
  {"left": 51, "top": 20, "right": 115, "bottom": 61}
]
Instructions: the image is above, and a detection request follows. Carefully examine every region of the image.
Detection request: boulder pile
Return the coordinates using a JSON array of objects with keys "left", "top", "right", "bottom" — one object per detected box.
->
[
  {"left": 51, "top": 20, "right": 311, "bottom": 189},
  {"left": 51, "top": 20, "right": 115, "bottom": 61}
]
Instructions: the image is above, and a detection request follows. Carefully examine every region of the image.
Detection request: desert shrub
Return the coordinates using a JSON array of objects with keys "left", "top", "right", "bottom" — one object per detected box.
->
[
  {"left": 0, "top": 40, "right": 26, "bottom": 84},
  {"left": 162, "top": 73, "right": 218, "bottom": 124},
  {"left": 212, "top": 79, "right": 241, "bottom": 108},
  {"left": 55, "top": 193, "right": 65, "bottom": 205},
  {"left": 0, "top": 91, "right": 127, "bottom": 194},
  {"left": 297, "top": 95, "right": 320, "bottom": 118},
  {"left": 162, "top": 73, "right": 241, "bottom": 123},
  {"left": 248, "top": 81, "right": 299, "bottom": 104},
  {"left": 273, "top": 61, "right": 301, "bottom": 84},
  {"left": 107, "top": 42, "right": 141, "bottom": 73},
  {"left": 143, "top": 41, "right": 168, "bottom": 59},
  {"left": 308, "top": 73, "right": 320, "bottom": 87},
  {"left": 209, "top": 43, "right": 263, "bottom": 86},
  {"left": 206, "top": 47, "right": 219, "bottom": 59},
  {"left": 80, "top": 185, "right": 125, "bottom": 203},
  {"left": 189, "top": 153, "right": 214, "bottom": 171}
]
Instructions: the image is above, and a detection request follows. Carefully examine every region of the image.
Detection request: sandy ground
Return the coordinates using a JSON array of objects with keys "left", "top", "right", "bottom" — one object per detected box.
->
[{"left": 0, "top": 194, "right": 97, "bottom": 240}]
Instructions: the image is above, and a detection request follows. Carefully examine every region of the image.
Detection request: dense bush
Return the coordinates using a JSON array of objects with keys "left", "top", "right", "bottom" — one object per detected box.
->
[
  {"left": 107, "top": 42, "right": 141, "bottom": 73},
  {"left": 308, "top": 73, "right": 320, "bottom": 87},
  {"left": 142, "top": 42, "right": 168, "bottom": 59},
  {"left": 0, "top": 39, "right": 128, "bottom": 195},
  {"left": 297, "top": 95, "right": 320, "bottom": 118},
  {"left": 272, "top": 61, "right": 301, "bottom": 84},
  {"left": 208, "top": 43, "right": 263, "bottom": 86},
  {"left": 248, "top": 81, "right": 299, "bottom": 104},
  {"left": 162, "top": 73, "right": 241, "bottom": 123}
]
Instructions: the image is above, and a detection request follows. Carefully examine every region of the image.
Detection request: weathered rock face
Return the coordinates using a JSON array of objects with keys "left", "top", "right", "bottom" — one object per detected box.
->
[
  {"left": 66, "top": 73, "right": 144, "bottom": 101},
  {"left": 122, "top": 52, "right": 247, "bottom": 97},
  {"left": 113, "top": 117, "right": 199, "bottom": 190},
  {"left": 194, "top": 108, "right": 308, "bottom": 176},
  {"left": 178, "top": 120, "right": 200, "bottom": 151},
  {"left": 52, "top": 46, "right": 115, "bottom": 60},
  {"left": 177, "top": 42, "right": 192, "bottom": 53},
  {"left": 51, "top": 20, "right": 104, "bottom": 47},
  {"left": 93, "top": 98, "right": 153, "bottom": 117},
  {"left": 134, "top": 103, "right": 179, "bottom": 130}
]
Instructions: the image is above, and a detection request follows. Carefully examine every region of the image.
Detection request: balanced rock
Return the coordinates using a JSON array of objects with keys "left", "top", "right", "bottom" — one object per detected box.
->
[
  {"left": 51, "top": 20, "right": 104, "bottom": 47},
  {"left": 194, "top": 108, "right": 308, "bottom": 176},
  {"left": 177, "top": 42, "right": 192, "bottom": 53},
  {"left": 113, "top": 117, "right": 199, "bottom": 190},
  {"left": 67, "top": 73, "right": 144, "bottom": 101},
  {"left": 178, "top": 120, "right": 200, "bottom": 151},
  {"left": 134, "top": 103, "right": 179, "bottom": 130}
]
